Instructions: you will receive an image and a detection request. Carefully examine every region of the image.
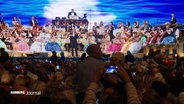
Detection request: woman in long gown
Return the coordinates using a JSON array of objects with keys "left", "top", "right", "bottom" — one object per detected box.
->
[
  {"left": 0, "top": 39, "right": 8, "bottom": 51},
  {"left": 108, "top": 32, "right": 125, "bottom": 52},
  {"left": 148, "top": 27, "right": 158, "bottom": 44},
  {"left": 30, "top": 33, "right": 46, "bottom": 52},
  {"left": 10, "top": 34, "right": 20, "bottom": 51},
  {"left": 159, "top": 25, "right": 175, "bottom": 44},
  {"left": 121, "top": 30, "right": 143, "bottom": 53},
  {"left": 83, "top": 32, "right": 96, "bottom": 52},
  {"left": 100, "top": 32, "right": 111, "bottom": 54},
  {"left": 17, "top": 33, "right": 30, "bottom": 51},
  {"left": 128, "top": 31, "right": 143, "bottom": 53},
  {"left": 45, "top": 32, "right": 61, "bottom": 51}
]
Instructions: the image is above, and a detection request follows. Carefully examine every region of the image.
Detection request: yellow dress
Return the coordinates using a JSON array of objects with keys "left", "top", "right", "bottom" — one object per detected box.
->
[{"left": 120, "top": 41, "right": 132, "bottom": 53}]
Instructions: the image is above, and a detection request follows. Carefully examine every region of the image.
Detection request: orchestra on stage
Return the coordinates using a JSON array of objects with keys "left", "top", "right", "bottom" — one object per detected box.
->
[{"left": 0, "top": 11, "right": 183, "bottom": 57}]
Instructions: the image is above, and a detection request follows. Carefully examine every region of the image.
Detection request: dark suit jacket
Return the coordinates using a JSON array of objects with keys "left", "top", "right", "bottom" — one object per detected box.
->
[
  {"left": 68, "top": 12, "right": 77, "bottom": 18},
  {"left": 30, "top": 20, "right": 36, "bottom": 26},
  {"left": 69, "top": 33, "right": 79, "bottom": 48},
  {"left": 171, "top": 17, "right": 177, "bottom": 24}
]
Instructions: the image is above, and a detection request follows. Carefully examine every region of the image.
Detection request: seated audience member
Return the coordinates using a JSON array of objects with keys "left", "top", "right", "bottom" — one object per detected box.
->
[
  {"left": 143, "top": 64, "right": 165, "bottom": 90},
  {"left": 142, "top": 89, "right": 162, "bottom": 104},
  {"left": 58, "top": 51, "right": 66, "bottom": 62},
  {"left": 151, "top": 81, "right": 168, "bottom": 98},
  {"left": 125, "top": 51, "right": 135, "bottom": 64},
  {"left": 37, "top": 96, "right": 51, "bottom": 104},
  {"left": 111, "top": 52, "right": 134, "bottom": 81},
  {"left": 162, "top": 55, "right": 176, "bottom": 67},
  {"left": 73, "top": 44, "right": 104, "bottom": 104},
  {"left": 0, "top": 72, "right": 11, "bottom": 90},
  {"left": 83, "top": 64, "right": 141, "bottom": 104},
  {"left": 0, "top": 72, "right": 12, "bottom": 104},
  {"left": 166, "top": 72, "right": 184, "bottom": 104},
  {"left": 147, "top": 48, "right": 155, "bottom": 59},
  {"left": 110, "top": 52, "right": 124, "bottom": 66},
  {"left": 0, "top": 48, "right": 9, "bottom": 63},
  {"left": 51, "top": 51, "right": 59, "bottom": 62},
  {"left": 80, "top": 52, "right": 87, "bottom": 61},
  {"left": 13, "top": 76, "right": 31, "bottom": 104}
]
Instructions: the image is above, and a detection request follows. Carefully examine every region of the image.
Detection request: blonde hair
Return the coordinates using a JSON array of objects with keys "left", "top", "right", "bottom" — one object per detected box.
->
[{"left": 111, "top": 52, "right": 125, "bottom": 65}]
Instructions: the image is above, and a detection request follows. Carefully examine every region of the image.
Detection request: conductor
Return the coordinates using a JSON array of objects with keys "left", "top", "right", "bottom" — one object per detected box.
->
[
  {"left": 69, "top": 28, "right": 79, "bottom": 57},
  {"left": 68, "top": 9, "right": 77, "bottom": 19}
]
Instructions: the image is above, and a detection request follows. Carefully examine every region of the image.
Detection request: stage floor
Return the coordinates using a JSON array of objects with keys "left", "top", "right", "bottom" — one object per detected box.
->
[
  {"left": 7, "top": 50, "right": 144, "bottom": 58},
  {"left": 7, "top": 51, "right": 85, "bottom": 58}
]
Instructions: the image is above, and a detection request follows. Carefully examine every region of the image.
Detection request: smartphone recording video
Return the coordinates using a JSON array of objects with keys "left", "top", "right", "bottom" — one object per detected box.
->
[
  {"left": 45, "top": 59, "right": 48, "bottom": 62},
  {"left": 56, "top": 65, "right": 60, "bottom": 69},
  {"left": 16, "top": 65, "right": 21, "bottom": 69},
  {"left": 106, "top": 66, "right": 118, "bottom": 73}
]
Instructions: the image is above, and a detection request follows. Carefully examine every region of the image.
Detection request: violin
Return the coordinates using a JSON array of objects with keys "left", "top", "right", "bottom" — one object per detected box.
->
[{"left": 17, "top": 16, "right": 22, "bottom": 30}]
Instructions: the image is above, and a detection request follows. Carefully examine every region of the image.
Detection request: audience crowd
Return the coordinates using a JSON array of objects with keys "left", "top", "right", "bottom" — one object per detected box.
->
[{"left": 0, "top": 44, "right": 184, "bottom": 104}]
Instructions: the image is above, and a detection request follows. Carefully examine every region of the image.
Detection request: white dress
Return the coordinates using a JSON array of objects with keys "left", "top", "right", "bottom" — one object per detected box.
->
[
  {"left": 128, "top": 41, "right": 143, "bottom": 53},
  {"left": 30, "top": 36, "right": 46, "bottom": 52}
]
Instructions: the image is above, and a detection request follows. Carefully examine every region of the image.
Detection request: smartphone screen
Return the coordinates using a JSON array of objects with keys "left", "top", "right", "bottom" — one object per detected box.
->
[
  {"left": 16, "top": 65, "right": 21, "bottom": 69},
  {"left": 56, "top": 65, "right": 60, "bottom": 69},
  {"left": 106, "top": 66, "right": 118, "bottom": 73}
]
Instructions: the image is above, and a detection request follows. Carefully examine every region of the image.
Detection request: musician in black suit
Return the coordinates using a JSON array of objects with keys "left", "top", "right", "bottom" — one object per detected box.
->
[
  {"left": 67, "top": 9, "right": 77, "bottom": 19},
  {"left": 30, "top": 16, "right": 36, "bottom": 26},
  {"left": 69, "top": 28, "right": 79, "bottom": 57},
  {"left": 0, "top": 13, "right": 4, "bottom": 23},
  {"left": 108, "top": 22, "right": 115, "bottom": 41},
  {"left": 170, "top": 13, "right": 177, "bottom": 24},
  {"left": 45, "top": 21, "right": 52, "bottom": 27}
]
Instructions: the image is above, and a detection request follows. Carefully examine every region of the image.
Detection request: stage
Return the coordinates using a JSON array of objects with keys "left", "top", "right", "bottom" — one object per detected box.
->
[
  {"left": 7, "top": 51, "right": 84, "bottom": 58},
  {"left": 7, "top": 50, "right": 145, "bottom": 59}
]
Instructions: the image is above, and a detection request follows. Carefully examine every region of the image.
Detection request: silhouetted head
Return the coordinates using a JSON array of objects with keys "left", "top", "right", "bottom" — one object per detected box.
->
[
  {"left": 52, "top": 51, "right": 56, "bottom": 56},
  {"left": 71, "top": 9, "right": 74, "bottom": 12},
  {"left": 86, "top": 44, "right": 102, "bottom": 59},
  {"left": 127, "top": 50, "right": 131, "bottom": 55},
  {"left": 111, "top": 52, "right": 124, "bottom": 65}
]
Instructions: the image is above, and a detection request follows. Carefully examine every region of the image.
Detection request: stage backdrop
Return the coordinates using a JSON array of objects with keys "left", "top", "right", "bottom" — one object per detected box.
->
[{"left": 0, "top": 0, "right": 184, "bottom": 28}]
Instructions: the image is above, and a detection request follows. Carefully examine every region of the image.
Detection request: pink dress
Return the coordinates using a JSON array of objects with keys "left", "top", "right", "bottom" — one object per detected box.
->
[
  {"left": 11, "top": 38, "right": 20, "bottom": 51},
  {"left": 107, "top": 38, "right": 124, "bottom": 52},
  {"left": 17, "top": 37, "right": 30, "bottom": 51},
  {"left": 108, "top": 43, "right": 123, "bottom": 52},
  {"left": 100, "top": 36, "right": 111, "bottom": 52}
]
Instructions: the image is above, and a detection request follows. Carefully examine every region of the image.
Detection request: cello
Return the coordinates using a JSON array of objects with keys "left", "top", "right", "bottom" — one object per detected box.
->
[
  {"left": 0, "top": 21, "right": 8, "bottom": 30},
  {"left": 35, "top": 16, "right": 40, "bottom": 30},
  {"left": 17, "top": 16, "right": 22, "bottom": 30}
]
